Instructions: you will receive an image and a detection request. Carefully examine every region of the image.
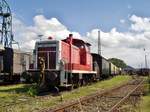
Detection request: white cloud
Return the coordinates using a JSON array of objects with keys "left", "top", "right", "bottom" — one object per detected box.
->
[
  {"left": 86, "top": 28, "right": 149, "bottom": 68},
  {"left": 12, "top": 14, "right": 150, "bottom": 68},
  {"left": 12, "top": 15, "right": 82, "bottom": 50},
  {"left": 130, "top": 15, "right": 150, "bottom": 32},
  {"left": 85, "top": 15, "right": 150, "bottom": 68}
]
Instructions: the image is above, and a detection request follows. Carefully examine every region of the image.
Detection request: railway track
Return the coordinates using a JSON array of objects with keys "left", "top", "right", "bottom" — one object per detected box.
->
[{"left": 43, "top": 77, "right": 145, "bottom": 112}]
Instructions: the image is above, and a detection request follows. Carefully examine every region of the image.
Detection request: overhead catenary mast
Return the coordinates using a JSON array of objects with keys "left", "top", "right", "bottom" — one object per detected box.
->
[{"left": 98, "top": 30, "right": 101, "bottom": 55}]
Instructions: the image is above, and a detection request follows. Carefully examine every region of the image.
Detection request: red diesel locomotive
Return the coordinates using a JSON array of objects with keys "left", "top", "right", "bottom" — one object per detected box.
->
[{"left": 29, "top": 34, "right": 97, "bottom": 87}]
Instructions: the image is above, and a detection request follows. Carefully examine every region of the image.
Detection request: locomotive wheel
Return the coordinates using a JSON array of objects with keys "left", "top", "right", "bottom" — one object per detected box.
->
[
  {"left": 73, "top": 81, "right": 81, "bottom": 88},
  {"left": 52, "top": 86, "right": 60, "bottom": 96}
]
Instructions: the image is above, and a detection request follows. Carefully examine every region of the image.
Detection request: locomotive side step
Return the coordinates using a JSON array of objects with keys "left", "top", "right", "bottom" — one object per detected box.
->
[
  {"left": 59, "top": 84, "right": 73, "bottom": 90},
  {"left": 59, "top": 84, "right": 72, "bottom": 88}
]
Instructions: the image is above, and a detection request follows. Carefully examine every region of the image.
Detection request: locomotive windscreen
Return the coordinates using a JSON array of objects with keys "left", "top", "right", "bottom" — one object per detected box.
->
[{"left": 37, "top": 47, "right": 56, "bottom": 69}]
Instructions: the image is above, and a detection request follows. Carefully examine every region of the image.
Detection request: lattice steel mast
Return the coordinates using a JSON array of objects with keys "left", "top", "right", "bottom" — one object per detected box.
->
[{"left": 0, "top": 0, "right": 13, "bottom": 48}]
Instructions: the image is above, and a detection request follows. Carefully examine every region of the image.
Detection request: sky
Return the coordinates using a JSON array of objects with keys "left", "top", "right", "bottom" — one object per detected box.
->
[{"left": 5, "top": 0, "right": 150, "bottom": 68}]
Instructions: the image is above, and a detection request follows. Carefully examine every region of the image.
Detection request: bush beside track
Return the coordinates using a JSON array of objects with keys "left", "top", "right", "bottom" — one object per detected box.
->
[{"left": 0, "top": 75, "right": 131, "bottom": 112}]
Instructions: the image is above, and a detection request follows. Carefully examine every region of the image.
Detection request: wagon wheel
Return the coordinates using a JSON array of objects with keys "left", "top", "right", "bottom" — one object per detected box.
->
[
  {"left": 81, "top": 79, "right": 86, "bottom": 86},
  {"left": 73, "top": 80, "right": 81, "bottom": 88}
]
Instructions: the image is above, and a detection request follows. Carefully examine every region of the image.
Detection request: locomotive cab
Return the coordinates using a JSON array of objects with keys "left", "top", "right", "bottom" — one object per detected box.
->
[{"left": 34, "top": 40, "right": 60, "bottom": 70}]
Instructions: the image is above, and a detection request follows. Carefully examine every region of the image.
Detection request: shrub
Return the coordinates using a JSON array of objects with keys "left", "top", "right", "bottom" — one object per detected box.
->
[{"left": 27, "top": 85, "right": 38, "bottom": 96}]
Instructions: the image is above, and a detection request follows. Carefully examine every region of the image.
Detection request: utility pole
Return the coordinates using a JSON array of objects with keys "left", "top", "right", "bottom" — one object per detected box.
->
[
  {"left": 145, "top": 55, "right": 148, "bottom": 69},
  {"left": 144, "top": 48, "right": 147, "bottom": 68},
  {"left": 144, "top": 48, "right": 150, "bottom": 92},
  {"left": 144, "top": 48, "right": 148, "bottom": 70},
  {"left": 98, "top": 30, "right": 101, "bottom": 55}
]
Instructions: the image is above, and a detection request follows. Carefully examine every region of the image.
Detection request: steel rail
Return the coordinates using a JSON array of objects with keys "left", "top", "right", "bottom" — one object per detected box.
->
[
  {"left": 48, "top": 78, "right": 143, "bottom": 112},
  {"left": 107, "top": 79, "right": 144, "bottom": 112}
]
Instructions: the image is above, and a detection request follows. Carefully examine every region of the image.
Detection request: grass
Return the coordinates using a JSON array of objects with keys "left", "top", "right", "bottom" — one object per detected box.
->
[
  {"left": 0, "top": 75, "right": 131, "bottom": 112},
  {"left": 140, "top": 77, "right": 150, "bottom": 112},
  {"left": 141, "top": 93, "right": 150, "bottom": 112},
  {"left": 0, "top": 84, "right": 34, "bottom": 93}
]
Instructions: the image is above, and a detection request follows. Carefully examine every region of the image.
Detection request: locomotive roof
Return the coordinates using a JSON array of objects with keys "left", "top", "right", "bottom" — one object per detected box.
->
[
  {"left": 73, "top": 38, "right": 91, "bottom": 46},
  {"left": 62, "top": 38, "right": 91, "bottom": 46}
]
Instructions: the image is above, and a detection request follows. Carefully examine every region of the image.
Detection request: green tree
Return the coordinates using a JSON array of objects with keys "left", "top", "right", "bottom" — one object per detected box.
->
[{"left": 108, "top": 58, "right": 127, "bottom": 68}]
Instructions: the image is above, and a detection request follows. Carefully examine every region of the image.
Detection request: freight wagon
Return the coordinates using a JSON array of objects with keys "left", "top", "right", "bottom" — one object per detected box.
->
[
  {"left": 91, "top": 53, "right": 121, "bottom": 79},
  {"left": 0, "top": 47, "right": 32, "bottom": 83}
]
